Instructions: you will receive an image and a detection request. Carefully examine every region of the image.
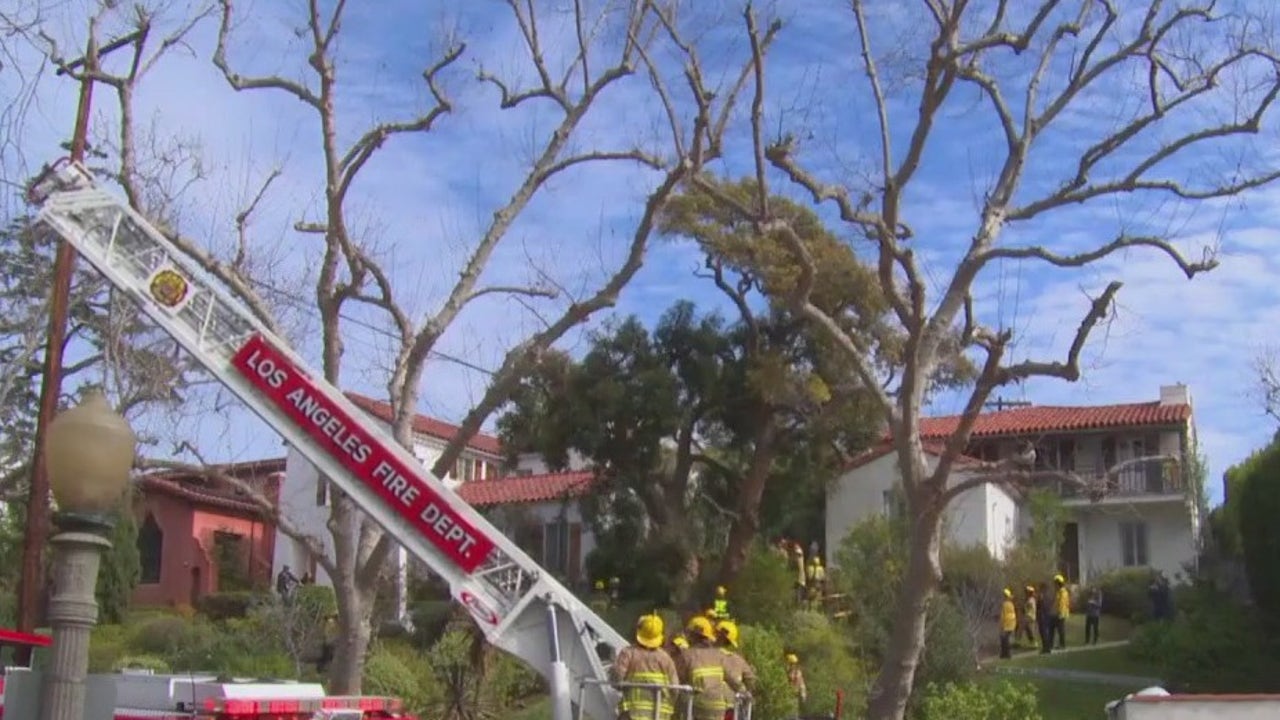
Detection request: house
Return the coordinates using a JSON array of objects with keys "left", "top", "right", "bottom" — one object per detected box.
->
[
  {"left": 132, "top": 458, "right": 284, "bottom": 607},
  {"left": 826, "top": 384, "right": 1200, "bottom": 584},
  {"left": 272, "top": 392, "right": 600, "bottom": 622},
  {"left": 457, "top": 470, "right": 599, "bottom": 589}
]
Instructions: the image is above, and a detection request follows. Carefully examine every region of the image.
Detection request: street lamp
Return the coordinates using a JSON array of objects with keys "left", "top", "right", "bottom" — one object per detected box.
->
[{"left": 40, "top": 389, "right": 137, "bottom": 720}]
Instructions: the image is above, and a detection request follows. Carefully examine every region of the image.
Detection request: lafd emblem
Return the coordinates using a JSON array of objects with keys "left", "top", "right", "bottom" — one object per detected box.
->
[{"left": 148, "top": 267, "right": 190, "bottom": 310}]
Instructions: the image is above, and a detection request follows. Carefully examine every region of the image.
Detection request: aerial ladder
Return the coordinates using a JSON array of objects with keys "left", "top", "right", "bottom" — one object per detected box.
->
[{"left": 25, "top": 159, "right": 723, "bottom": 720}]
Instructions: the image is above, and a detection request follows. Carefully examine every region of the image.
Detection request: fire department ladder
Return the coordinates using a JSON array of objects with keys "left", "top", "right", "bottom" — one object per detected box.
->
[{"left": 28, "top": 160, "right": 625, "bottom": 720}]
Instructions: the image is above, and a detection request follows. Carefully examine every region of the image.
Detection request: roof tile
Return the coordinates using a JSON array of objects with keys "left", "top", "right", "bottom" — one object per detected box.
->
[
  {"left": 136, "top": 475, "right": 266, "bottom": 516},
  {"left": 456, "top": 471, "right": 597, "bottom": 507},
  {"left": 345, "top": 393, "right": 502, "bottom": 456},
  {"left": 918, "top": 402, "right": 1190, "bottom": 440}
]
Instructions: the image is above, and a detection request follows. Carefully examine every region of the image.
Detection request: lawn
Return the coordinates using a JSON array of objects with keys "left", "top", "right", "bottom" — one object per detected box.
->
[
  {"left": 1013, "top": 644, "right": 1161, "bottom": 679},
  {"left": 1023, "top": 677, "right": 1142, "bottom": 720}
]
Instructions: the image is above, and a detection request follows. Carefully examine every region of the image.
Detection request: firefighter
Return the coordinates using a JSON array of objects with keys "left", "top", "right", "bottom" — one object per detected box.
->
[
  {"left": 677, "top": 616, "right": 743, "bottom": 720},
  {"left": 712, "top": 585, "right": 731, "bottom": 621},
  {"left": 609, "top": 576, "right": 623, "bottom": 609},
  {"left": 785, "top": 653, "right": 808, "bottom": 708},
  {"left": 590, "top": 580, "right": 610, "bottom": 614},
  {"left": 1021, "top": 585, "right": 1038, "bottom": 648},
  {"left": 1052, "top": 574, "right": 1071, "bottom": 649},
  {"left": 610, "top": 614, "right": 680, "bottom": 720},
  {"left": 806, "top": 556, "right": 827, "bottom": 609},
  {"left": 999, "top": 587, "right": 1017, "bottom": 659},
  {"left": 715, "top": 620, "right": 756, "bottom": 691},
  {"left": 792, "top": 543, "right": 807, "bottom": 605}
]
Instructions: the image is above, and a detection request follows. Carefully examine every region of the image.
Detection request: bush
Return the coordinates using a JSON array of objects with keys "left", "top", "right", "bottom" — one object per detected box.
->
[
  {"left": 1130, "top": 582, "right": 1280, "bottom": 693},
  {"left": 196, "top": 591, "right": 268, "bottom": 621},
  {"left": 738, "top": 624, "right": 797, "bottom": 720},
  {"left": 1237, "top": 441, "right": 1280, "bottom": 622},
  {"left": 114, "top": 654, "right": 171, "bottom": 673},
  {"left": 1090, "top": 568, "right": 1158, "bottom": 621},
  {"left": 727, "top": 543, "right": 794, "bottom": 629},
  {"left": 779, "top": 611, "right": 868, "bottom": 715},
  {"left": 364, "top": 639, "right": 440, "bottom": 713},
  {"left": 916, "top": 680, "right": 1042, "bottom": 720}
]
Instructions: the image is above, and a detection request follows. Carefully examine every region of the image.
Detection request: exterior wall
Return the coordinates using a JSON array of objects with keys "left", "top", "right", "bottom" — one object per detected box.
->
[
  {"left": 512, "top": 450, "right": 590, "bottom": 475},
  {"left": 132, "top": 494, "right": 195, "bottom": 607},
  {"left": 131, "top": 497, "right": 273, "bottom": 607},
  {"left": 825, "top": 453, "right": 1017, "bottom": 564},
  {"left": 1074, "top": 502, "right": 1197, "bottom": 583}
]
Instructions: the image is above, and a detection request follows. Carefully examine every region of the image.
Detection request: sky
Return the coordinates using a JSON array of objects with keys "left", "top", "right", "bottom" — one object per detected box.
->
[{"left": 3, "top": 0, "right": 1279, "bottom": 506}]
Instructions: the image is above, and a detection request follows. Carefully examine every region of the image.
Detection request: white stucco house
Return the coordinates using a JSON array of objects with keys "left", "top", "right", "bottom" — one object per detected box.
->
[
  {"left": 272, "top": 392, "right": 599, "bottom": 623},
  {"left": 826, "top": 384, "right": 1201, "bottom": 584}
]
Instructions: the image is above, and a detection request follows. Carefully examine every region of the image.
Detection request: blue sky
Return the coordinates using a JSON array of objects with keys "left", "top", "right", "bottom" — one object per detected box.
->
[{"left": 5, "top": 0, "right": 1279, "bottom": 506}]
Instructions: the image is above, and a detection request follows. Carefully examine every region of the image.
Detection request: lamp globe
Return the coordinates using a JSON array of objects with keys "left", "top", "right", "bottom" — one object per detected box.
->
[{"left": 45, "top": 389, "right": 137, "bottom": 515}]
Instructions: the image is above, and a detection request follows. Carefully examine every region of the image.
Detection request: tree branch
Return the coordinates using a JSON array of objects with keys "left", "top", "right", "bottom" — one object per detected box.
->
[
  {"left": 996, "top": 280, "right": 1122, "bottom": 384},
  {"left": 213, "top": 0, "right": 322, "bottom": 109}
]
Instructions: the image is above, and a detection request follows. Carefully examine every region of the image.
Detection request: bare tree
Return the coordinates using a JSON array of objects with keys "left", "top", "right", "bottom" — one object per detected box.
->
[
  {"left": 689, "top": 2, "right": 1280, "bottom": 718},
  {"left": 1255, "top": 349, "right": 1280, "bottom": 422},
  {"left": 52, "top": 0, "right": 752, "bottom": 692}
]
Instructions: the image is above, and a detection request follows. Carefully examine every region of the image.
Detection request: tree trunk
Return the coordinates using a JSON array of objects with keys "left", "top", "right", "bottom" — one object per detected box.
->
[
  {"left": 865, "top": 501, "right": 944, "bottom": 720},
  {"left": 327, "top": 576, "right": 377, "bottom": 693},
  {"left": 718, "top": 421, "right": 780, "bottom": 585}
]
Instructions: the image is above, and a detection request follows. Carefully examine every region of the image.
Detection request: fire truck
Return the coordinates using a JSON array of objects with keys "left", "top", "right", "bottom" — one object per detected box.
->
[
  {"left": 0, "top": 627, "right": 413, "bottom": 719},
  {"left": 20, "top": 160, "right": 752, "bottom": 720}
]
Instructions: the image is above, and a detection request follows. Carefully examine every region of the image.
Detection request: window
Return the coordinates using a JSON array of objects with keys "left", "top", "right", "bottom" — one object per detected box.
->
[
  {"left": 137, "top": 514, "right": 163, "bottom": 584},
  {"left": 1119, "top": 521, "right": 1149, "bottom": 566},
  {"left": 542, "top": 520, "right": 582, "bottom": 581}
]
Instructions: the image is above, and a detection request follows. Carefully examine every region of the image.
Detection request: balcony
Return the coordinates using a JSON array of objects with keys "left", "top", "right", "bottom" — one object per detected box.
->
[{"left": 1056, "top": 457, "right": 1184, "bottom": 501}]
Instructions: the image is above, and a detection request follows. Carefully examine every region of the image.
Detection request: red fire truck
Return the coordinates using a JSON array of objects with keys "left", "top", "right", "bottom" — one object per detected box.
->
[{"left": 0, "top": 626, "right": 413, "bottom": 719}]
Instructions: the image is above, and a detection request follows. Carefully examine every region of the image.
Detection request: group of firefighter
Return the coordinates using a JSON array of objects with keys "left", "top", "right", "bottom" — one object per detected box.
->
[
  {"left": 997, "top": 573, "right": 1073, "bottom": 659},
  {"left": 773, "top": 539, "right": 827, "bottom": 608},
  {"left": 610, "top": 586, "right": 808, "bottom": 720}
]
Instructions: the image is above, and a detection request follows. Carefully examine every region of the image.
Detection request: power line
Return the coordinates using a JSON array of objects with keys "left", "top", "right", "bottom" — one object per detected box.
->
[{"left": 243, "top": 277, "right": 496, "bottom": 376}]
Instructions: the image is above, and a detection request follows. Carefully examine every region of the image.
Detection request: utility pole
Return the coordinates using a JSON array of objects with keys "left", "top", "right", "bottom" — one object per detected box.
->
[
  {"left": 984, "top": 396, "right": 1032, "bottom": 412},
  {"left": 15, "top": 26, "right": 143, "bottom": 665}
]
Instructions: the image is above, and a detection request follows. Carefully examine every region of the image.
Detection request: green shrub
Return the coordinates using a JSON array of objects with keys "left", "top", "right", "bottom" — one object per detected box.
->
[
  {"left": 364, "top": 639, "right": 439, "bottom": 713},
  {"left": 1091, "top": 568, "right": 1158, "bottom": 621},
  {"left": 728, "top": 543, "right": 794, "bottom": 629},
  {"left": 1237, "top": 441, "right": 1280, "bottom": 622},
  {"left": 918, "top": 594, "right": 976, "bottom": 689},
  {"left": 916, "top": 680, "right": 1041, "bottom": 720},
  {"left": 409, "top": 600, "right": 456, "bottom": 645},
  {"left": 127, "top": 615, "right": 213, "bottom": 657},
  {"left": 780, "top": 611, "right": 868, "bottom": 715},
  {"left": 196, "top": 591, "right": 268, "bottom": 621},
  {"left": 114, "top": 654, "right": 171, "bottom": 672},
  {"left": 738, "top": 624, "right": 797, "bottom": 720},
  {"left": 1132, "top": 582, "right": 1280, "bottom": 693}
]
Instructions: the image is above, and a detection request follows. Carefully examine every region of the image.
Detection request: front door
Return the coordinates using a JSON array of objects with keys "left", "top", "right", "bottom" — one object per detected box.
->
[{"left": 1059, "top": 522, "right": 1080, "bottom": 583}]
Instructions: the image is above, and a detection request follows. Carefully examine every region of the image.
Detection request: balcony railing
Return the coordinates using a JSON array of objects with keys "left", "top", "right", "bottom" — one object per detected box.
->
[{"left": 1056, "top": 457, "right": 1184, "bottom": 500}]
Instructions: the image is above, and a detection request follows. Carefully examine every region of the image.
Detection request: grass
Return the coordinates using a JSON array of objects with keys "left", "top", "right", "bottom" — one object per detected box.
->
[
  {"left": 511, "top": 697, "right": 552, "bottom": 720},
  {"left": 1013, "top": 644, "right": 1161, "bottom": 679},
  {"left": 1024, "top": 678, "right": 1142, "bottom": 720}
]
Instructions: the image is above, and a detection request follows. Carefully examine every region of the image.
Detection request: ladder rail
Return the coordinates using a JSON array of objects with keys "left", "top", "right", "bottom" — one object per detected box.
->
[{"left": 30, "top": 161, "right": 628, "bottom": 720}]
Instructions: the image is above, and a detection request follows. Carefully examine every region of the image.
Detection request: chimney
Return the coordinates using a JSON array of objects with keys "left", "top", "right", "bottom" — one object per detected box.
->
[{"left": 1159, "top": 383, "right": 1191, "bottom": 406}]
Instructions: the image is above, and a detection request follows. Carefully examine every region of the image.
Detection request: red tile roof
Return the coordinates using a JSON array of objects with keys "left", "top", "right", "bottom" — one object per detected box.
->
[
  {"left": 844, "top": 441, "right": 983, "bottom": 472},
  {"left": 137, "top": 457, "right": 285, "bottom": 516},
  {"left": 456, "top": 471, "right": 597, "bottom": 507},
  {"left": 345, "top": 393, "right": 502, "bottom": 456},
  {"left": 918, "top": 402, "right": 1191, "bottom": 440},
  {"left": 136, "top": 475, "right": 265, "bottom": 516}
]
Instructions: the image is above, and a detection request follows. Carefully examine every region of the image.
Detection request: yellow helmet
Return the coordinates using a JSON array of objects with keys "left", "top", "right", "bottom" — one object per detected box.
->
[
  {"left": 1054, "top": 574, "right": 1066, "bottom": 585},
  {"left": 1025, "top": 585, "right": 1035, "bottom": 594},
  {"left": 704, "top": 607, "right": 718, "bottom": 619},
  {"left": 785, "top": 653, "right": 799, "bottom": 665},
  {"left": 635, "top": 614, "right": 665, "bottom": 649},
  {"left": 715, "top": 585, "right": 727, "bottom": 598},
  {"left": 1003, "top": 587, "right": 1013, "bottom": 599},
  {"left": 686, "top": 615, "right": 716, "bottom": 642},
  {"left": 594, "top": 579, "right": 605, "bottom": 591},
  {"left": 673, "top": 634, "right": 689, "bottom": 649},
  {"left": 715, "top": 620, "right": 740, "bottom": 648}
]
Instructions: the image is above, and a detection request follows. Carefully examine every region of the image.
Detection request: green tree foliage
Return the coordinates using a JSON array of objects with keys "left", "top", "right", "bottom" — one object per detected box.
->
[
  {"left": 1230, "top": 437, "right": 1280, "bottom": 624},
  {"left": 739, "top": 624, "right": 798, "bottom": 720},
  {"left": 499, "top": 299, "right": 882, "bottom": 600},
  {"left": 96, "top": 495, "right": 142, "bottom": 624}
]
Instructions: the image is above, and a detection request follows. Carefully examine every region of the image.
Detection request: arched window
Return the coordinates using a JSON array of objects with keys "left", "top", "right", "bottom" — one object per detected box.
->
[{"left": 137, "top": 514, "right": 163, "bottom": 584}]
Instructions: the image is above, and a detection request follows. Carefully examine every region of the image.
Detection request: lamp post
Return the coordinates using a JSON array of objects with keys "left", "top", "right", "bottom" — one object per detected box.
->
[{"left": 40, "top": 390, "right": 136, "bottom": 720}]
